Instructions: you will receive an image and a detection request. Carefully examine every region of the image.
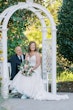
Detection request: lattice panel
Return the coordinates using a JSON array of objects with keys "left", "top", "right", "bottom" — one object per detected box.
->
[{"left": 42, "top": 38, "right": 52, "bottom": 79}]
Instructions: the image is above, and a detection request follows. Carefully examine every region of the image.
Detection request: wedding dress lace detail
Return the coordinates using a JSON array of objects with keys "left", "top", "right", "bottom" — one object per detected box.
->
[{"left": 10, "top": 55, "right": 69, "bottom": 100}]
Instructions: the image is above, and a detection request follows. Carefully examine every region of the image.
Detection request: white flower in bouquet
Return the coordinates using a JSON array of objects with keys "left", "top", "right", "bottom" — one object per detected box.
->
[{"left": 19, "top": 60, "right": 34, "bottom": 76}]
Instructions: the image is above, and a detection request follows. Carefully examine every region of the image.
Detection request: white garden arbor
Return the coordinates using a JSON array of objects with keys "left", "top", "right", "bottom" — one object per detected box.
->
[{"left": 0, "top": 0, "right": 57, "bottom": 99}]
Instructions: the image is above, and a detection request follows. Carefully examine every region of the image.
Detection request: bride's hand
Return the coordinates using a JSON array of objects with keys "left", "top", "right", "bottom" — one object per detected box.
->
[{"left": 30, "top": 67, "right": 34, "bottom": 72}]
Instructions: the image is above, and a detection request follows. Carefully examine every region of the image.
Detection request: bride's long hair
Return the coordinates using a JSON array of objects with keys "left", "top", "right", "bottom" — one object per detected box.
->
[{"left": 28, "top": 41, "right": 37, "bottom": 52}]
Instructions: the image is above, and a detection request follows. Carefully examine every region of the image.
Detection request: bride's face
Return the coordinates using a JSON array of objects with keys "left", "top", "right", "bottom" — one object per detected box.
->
[{"left": 30, "top": 43, "right": 36, "bottom": 51}]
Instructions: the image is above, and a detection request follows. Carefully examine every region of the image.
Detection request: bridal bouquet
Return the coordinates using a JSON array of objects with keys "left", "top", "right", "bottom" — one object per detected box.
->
[{"left": 19, "top": 60, "right": 34, "bottom": 76}]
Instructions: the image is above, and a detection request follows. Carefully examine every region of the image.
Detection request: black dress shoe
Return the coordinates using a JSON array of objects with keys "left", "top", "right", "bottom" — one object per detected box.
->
[{"left": 9, "top": 90, "right": 12, "bottom": 93}]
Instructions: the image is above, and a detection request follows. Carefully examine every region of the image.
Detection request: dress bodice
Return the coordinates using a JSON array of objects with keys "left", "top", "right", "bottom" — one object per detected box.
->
[{"left": 28, "top": 55, "right": 36, "bottom": 67}]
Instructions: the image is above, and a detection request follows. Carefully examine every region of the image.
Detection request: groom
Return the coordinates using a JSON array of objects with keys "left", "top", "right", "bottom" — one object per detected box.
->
[
  {"left": 9, "top": 46, "right": 25, "bottom": 80},
  {"left": 9, "top": 46, "right": 30, "bottom": 99}
]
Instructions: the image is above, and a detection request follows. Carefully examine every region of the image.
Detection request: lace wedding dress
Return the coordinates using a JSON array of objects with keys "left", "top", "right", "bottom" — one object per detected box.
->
[{"left": 10, "top": 55, "right": 69, "bottom": 100}]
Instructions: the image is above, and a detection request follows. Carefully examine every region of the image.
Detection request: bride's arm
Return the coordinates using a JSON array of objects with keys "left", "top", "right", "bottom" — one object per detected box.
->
[
  {"left": 32, "top": 52, "right": 41, "bottom": 70},
  {"left": 25, "top": 53, "right": 29, "bottom": 61}
]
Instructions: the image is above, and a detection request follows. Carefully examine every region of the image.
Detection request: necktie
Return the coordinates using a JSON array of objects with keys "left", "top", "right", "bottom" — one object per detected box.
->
[{"left": 20, "top": 56, "right": 22, "bottom": 62}]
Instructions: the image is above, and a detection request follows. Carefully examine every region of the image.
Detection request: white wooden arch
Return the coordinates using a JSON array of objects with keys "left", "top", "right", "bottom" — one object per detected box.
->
[{"left": 0, "top": 0, "right": 57, "bottom": 99}]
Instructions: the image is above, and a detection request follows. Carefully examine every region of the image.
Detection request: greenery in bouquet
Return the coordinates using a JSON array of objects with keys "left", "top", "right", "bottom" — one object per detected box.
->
[{"left": 19, "top": 60, "right": 34, "bottom": 76}]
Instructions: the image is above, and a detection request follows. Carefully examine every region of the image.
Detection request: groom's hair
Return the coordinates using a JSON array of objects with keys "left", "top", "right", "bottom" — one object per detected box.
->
[{"left": 28, "top": 41, "right": 37, "bottom": 52}]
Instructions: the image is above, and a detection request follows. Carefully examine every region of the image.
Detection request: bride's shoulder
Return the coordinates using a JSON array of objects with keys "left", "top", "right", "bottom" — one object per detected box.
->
[
  {"left": 35, "top": 52, "right": 41, "bottom": 61},
  {"left": 35, "top": 52, "right": 41, "bottom": 56},
  {"left": 25, "top": 53, "right": 30, "bottom": 61}
]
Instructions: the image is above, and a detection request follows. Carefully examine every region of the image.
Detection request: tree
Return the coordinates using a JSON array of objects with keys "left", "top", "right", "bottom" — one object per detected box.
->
[
  {"left": 57, "top": 0, "right": 73, "bottom": 62},
  {"left": 0, "top": 0, "right": 31, "bottom": 58}
]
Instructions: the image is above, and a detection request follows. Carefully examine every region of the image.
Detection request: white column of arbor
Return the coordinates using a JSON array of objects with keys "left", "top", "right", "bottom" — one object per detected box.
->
[{"left": 0, "top": 0, "right": 57, "bottom": 99}]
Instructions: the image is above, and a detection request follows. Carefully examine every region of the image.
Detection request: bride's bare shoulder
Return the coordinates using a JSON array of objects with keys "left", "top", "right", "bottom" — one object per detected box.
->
[{"left": 35, "top": 52, "right": 41, "bottom": 56}]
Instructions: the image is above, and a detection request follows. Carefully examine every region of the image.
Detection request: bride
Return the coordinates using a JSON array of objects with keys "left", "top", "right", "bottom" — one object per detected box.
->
[{"left": 10, "top": 41, "right": 69, "bottom": 100}]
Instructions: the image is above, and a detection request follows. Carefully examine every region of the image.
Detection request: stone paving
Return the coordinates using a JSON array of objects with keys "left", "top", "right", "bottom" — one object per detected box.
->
[{"left": 0, "top": 93, "right": 73, "bottom": 110}]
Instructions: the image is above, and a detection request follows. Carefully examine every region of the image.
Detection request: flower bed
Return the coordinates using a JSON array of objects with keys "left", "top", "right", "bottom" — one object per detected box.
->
[{"left": 57, "top": 81, "right": 73, "bottom": 92}]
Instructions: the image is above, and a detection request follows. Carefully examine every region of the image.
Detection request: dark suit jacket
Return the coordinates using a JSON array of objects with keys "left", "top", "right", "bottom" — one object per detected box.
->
[{"left": 9, "top": 54, "right": 25, "bottom": 80}]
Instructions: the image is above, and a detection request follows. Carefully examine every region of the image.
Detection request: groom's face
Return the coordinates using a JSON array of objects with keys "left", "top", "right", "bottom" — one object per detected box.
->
[{"left": 15, "top": 47, "right": 22, "bottom": 56}]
